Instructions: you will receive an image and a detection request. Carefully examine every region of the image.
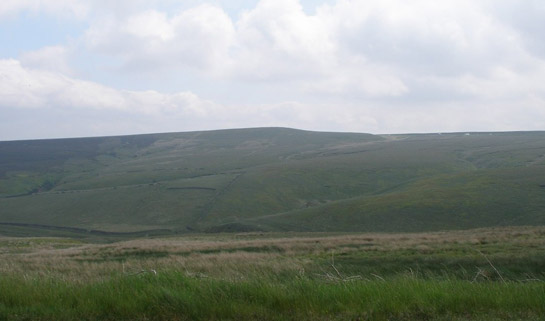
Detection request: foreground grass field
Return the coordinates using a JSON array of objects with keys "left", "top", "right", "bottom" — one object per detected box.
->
[{"left": 1, "top": 227, "right": 544, "bottom": 320}]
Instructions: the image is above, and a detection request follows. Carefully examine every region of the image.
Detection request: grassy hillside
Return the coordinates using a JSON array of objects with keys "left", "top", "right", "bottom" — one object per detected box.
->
[{"left": 1, "top": 128, "right": 544, "bottom": 236}]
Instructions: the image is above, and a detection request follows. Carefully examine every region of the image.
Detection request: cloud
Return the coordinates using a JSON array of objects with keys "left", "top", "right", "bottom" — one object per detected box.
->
[
  {"left": 0, "top": 59, "right": 218, "bottom": 115},
  {"left": 19, "top": 46, "right": 74, "bottom": 75},
  {"left": 2, "top": 57, "right": 544, "bottom": 140},
  {"left": 232, "top": 0, "right": 335, "bottom": 80},
  {"left": 0, "top": 0, "right": 87, "bottom": 19},
  {"left": 0, "top": 58, "right": 384, "bottom": 139},
  {"left": 84, "top": 4, "right": 235, "bottom": 74},
  {"left": 483, "top": 0, "right": 545, "bottom": 59},
  {"left": 2, "top": 0, "right": 545, "bottom": 139},
  {"left": 74, "top": 0, "right": 545, "bottom": 101},
  {"left": 81, "top": 0, "right": 409, "bottom": 96}
]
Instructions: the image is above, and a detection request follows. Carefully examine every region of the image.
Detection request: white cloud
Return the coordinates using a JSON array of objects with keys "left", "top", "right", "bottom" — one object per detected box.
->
[
  {"left": 81, "top": 0, "right": 410, "bottom": 96},
  {"left": 453, "top": 65, "right": 545, "bottom": 100},
  {"left": 19, "top": 46, "right": 74, "bottom": 75},
  {"left": 3, "top": 0, "right": 545, "bottom": 139},
  {"left": 84, "top": 4, "right": 235, "bottom": 74},
  {"left": 1, "top": 57, "right": 544, "bottom": 140},
  {"left": 74, "top": 0, "right": 545, "bottom": 100},
  {"left": 233, "top": 0, "right": 335, "bottom": 79},
  {"left": 0, "top": 0, "right": 87, "bottom": 19},
  {"left": 0, "top": 59, "right": 218, "bottom": 116},
  {"left": 125, "top": 10, "right": 174, "bottom": 41}
]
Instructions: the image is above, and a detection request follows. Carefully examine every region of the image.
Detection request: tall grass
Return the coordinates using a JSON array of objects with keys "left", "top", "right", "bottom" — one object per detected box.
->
[
  {"left": 1, "top": 228, "right": 544, "bottom": 320},
  {"left": 1, "top": 273, "right": 544, "bottom": 321}
]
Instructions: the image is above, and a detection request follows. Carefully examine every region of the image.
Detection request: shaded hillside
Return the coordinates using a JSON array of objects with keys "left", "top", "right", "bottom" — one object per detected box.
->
[{"left": 1, "top": 128, "right": 544, "bottom": 237}]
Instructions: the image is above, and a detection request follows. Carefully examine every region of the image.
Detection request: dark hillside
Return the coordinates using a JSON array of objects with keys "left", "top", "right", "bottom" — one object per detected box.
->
[{"left": 0, "top": 128, "right": 544, "bottom": 237}]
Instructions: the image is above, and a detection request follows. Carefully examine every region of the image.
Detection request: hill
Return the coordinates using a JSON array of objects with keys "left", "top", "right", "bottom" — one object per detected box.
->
[{"left": 1, "top": 128, "right": 544, "bottom": 237}]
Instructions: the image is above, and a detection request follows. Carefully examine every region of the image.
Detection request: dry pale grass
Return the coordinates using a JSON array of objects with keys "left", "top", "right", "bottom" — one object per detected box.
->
[{"left": 1, "top": 226, "right": 544, "bottom": 281}]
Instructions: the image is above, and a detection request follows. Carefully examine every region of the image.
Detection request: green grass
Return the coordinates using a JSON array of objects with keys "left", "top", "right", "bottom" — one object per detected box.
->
[
  {"left": 253, "top": 165, "right": 545, "bottom": 232},
  {"left": 1, "top": 128, "right": 545, "bottom": 235},
  {"left": 1, "top": 228, "right": 544, "bottom": 320},
  {"left": 1, "top": 273, "right": 543, "bottom": 321}
]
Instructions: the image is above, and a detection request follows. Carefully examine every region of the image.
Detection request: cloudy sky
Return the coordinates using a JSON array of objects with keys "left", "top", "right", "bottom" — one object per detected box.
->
[{"left": 1, "top": 0, "right": 544, "bottom": 140}]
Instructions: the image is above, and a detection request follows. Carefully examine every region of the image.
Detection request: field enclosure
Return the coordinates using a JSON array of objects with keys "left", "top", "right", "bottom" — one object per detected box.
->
[{"left": 1, "top": 227, "right": 544, "bottom": 320}]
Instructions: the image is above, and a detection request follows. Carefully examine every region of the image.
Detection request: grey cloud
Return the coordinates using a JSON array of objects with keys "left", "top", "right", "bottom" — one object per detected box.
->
[{"left": 484, "top": 1, "right": 545, "bottom": 54}]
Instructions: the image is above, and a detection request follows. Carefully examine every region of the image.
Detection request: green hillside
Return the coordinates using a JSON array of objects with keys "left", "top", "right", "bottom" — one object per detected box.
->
[{"left": 1, "top": 128, "right": 544, "bottom": 237}]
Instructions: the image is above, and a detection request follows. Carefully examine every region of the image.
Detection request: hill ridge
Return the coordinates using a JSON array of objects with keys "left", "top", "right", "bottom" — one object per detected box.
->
[{"left": 1, "top": 127, "right": 544, "bottom": 238}]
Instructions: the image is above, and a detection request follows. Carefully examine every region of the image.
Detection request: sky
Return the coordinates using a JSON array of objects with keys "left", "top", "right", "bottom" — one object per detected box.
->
[{"left": 1, "top": 0, "right": 545, "bottom": 140}]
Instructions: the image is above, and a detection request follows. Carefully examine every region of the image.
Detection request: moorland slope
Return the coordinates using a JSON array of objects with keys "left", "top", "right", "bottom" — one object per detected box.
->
[{"left": 1, "top": 128, "right": 544, "bottom": 237}]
